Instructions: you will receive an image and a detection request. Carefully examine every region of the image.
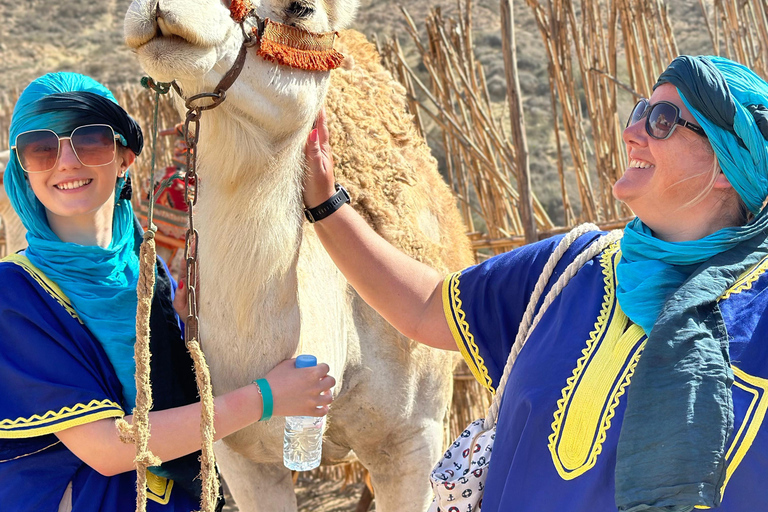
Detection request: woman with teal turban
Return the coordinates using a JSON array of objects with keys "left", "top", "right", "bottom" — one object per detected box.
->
[
  {"left": 303, "top": 55, "right": 768, "bottom": 512},
  {"left": 0, "top": 72, "right": 336, "bottom": 512}
]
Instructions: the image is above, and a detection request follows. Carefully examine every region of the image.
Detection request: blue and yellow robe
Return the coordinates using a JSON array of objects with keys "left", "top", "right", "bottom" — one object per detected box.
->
[
  {"left": 0, "top": 255, "right": 201, "bottom": 511},
  {"left": 444, "top": 233, "right": 768, "bottom": 511}
]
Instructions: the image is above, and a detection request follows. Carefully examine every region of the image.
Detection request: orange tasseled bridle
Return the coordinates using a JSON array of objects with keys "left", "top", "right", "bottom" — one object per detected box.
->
[{"left": 229, "top": 0, "right": 344, "bottom": 72}]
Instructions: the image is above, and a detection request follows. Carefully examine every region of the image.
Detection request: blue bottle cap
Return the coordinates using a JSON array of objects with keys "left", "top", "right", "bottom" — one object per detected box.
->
[{"left": 295, "top": 355, "right": 317, "bottom": 368}]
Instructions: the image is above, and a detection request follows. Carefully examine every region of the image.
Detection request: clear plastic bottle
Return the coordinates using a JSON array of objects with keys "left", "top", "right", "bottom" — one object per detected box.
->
[{"left": 283, "top": 355, "right": 325, "bottom": 471}]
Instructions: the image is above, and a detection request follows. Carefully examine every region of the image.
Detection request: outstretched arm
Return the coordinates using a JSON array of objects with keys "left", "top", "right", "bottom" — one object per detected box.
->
[
  {"left": 56, "top": 359, "right": 335, "bottom": 477},
  {"left": 303, "top": 109, "right": 456, "bottom": 351}
]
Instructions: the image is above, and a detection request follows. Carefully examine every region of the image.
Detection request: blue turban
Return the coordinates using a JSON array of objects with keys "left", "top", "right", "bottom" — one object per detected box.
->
[
  {"left": 657, "top": 55, "right": 768, "bottom": 213},
  {"left": 5, "top": 72, "right": 143, "bottom": 411}
]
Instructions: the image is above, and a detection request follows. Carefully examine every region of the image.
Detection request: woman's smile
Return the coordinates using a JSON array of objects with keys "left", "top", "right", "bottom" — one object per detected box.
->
[{"left": 53, "top": 178, "right": 94, "bottom": 191}]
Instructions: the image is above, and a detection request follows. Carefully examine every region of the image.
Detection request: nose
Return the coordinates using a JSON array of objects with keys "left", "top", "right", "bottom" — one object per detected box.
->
[
  {"left": 622, "top": 117, "right": 647, "bottom": 147},
  {"left": 56, "top": 139, "right": 82, "bottom": 171}
]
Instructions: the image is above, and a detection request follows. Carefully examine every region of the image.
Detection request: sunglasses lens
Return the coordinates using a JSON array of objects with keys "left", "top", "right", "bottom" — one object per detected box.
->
[
  {"left": 647, "top": 103, "right": 677, "bottom": 139},
  {"left": 71, "top": 125, "right": 116, "bottom": 166},
  {"left": 16, "top": 130, "right": 59, "bottom": 173},
  {"left": 627, "top": 100, "right": 648, "bottom": 128}
]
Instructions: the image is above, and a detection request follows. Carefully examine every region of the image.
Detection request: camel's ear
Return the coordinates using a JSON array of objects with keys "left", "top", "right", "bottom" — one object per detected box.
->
[{"left": 325, "top": 0, "right": 359, "bottom": 30}]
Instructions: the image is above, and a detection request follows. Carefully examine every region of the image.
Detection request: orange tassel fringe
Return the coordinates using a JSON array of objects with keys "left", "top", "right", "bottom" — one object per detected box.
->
[
  {"left": 257, "top": 37, "right": 344, "bottom": 71},
  {"left": 229, "top": 0, "right": 344, "bottom": 71},
  {"left": 255, "top": 20, "right": 344, "bottom": 71},
  {"left": 229, "top": 0, "right": 253, "bottom": 24}
]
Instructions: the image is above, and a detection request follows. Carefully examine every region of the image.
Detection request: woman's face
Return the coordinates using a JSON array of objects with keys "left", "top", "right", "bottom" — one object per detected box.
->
[
  {"left": 25, "top": 135, "right": 133, "bottom": 227},
  {"left": 613, "top": 84, "right": 729, "bottom": 240}
]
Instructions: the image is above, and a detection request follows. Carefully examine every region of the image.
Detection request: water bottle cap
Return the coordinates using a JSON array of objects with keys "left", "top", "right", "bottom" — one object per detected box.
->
[{"left": 295, "top": 355, "right": 317, "bottom": 368}]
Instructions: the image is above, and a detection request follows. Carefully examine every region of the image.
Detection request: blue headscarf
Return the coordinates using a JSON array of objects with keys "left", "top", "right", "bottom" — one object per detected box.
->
[
  {"left": 613, "top": 57, "right": 768, "bottom": 511},
  {"left": 617, "top": 55, "right": 768, "bottom": 335},
  {"left": 5, "top": 72, "right": 144, "bottom": 411}
]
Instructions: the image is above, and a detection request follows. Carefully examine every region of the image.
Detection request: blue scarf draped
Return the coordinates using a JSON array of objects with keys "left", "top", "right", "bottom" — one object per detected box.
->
[
  {"left": 5, "top": 72, "right": 144, "bottom": 411},
  {"left": 614, "top": 57, "right": 768, "bottom": 511}
]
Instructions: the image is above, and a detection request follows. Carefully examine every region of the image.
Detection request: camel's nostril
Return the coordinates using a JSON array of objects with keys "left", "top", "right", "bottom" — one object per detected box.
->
[{"left": 286, "top": 1, "right": 315, "bottom": 19}]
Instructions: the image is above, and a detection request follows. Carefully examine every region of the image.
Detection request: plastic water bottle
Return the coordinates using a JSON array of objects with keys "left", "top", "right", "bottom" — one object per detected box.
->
[{"left": 283, "top": 355, "right": 325, "bottom": 471}]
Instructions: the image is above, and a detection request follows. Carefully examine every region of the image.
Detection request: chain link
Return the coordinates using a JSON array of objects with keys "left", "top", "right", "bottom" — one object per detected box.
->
[{"left": 182, "top": 106, "right": 202, "bottom": 344}]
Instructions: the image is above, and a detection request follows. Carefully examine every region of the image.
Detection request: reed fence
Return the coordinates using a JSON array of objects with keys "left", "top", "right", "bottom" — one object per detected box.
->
[{"left": 379, "top": 0, "right": 768, "bottom": 256}]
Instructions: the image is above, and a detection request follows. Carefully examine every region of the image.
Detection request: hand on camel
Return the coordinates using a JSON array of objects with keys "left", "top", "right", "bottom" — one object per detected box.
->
[
  {"left": 265, "top": 359, "right": 336, "bottom": 417},
  {"left": 303, "top": 107, "right": 338, "bottom": 209}
]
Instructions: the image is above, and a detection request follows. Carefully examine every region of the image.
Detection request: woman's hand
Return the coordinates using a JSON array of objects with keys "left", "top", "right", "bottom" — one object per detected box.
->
[
  {"left": 265, "top": 358, "right": 335, "bottom": 417},
  {"left": 173, "top": 279, "right": 188, "bottom": 319},
  {"left": 303, "top": 107, "right": 337, "bottom": 209}
]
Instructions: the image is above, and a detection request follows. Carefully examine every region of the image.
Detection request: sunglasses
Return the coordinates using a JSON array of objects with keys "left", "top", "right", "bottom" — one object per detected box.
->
[
  {"left": 626, "top": 99, "right": 707, "bottom": 140},
  {"left": 11, "top": 124, "right": 121, "bottom": 174}
]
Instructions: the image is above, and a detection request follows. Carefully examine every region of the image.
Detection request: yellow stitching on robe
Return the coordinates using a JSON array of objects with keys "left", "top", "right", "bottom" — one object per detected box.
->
[
  {"left": 443, "top": 272, "right": 495, "bottom": 394},
  {"left": 1, "top": 254, "right": 82, "bottom": 323},
  {"left": 146, "top": 470, "right": 174, "bottom": 504},
  {"left": 0, "top": 399, "right": 124, "bottom": 438},
  {"left": 548, "top": 244, "right": 647, "bottom": 480},
  {"left": 719, "top": 254, "right": 768, "bottom": 300}
]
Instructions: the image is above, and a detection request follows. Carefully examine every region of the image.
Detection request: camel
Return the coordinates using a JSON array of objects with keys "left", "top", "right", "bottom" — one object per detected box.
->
[
  {"left": 124, "top": 0, "right": 474, "bottom": 510},
  {"left": 0, "top": 150, "right": 27, "bottom": 255}
]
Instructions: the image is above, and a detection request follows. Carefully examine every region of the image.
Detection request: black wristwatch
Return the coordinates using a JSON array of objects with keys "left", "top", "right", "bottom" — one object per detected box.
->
[{"left": 304, "top": 183, "right": 351, "bottom": 223}]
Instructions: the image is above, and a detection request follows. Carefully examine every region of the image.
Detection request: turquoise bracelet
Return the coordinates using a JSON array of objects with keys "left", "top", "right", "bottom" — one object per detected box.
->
[{"left": 253, "top": 378, "right": 273, "bottom": 422}]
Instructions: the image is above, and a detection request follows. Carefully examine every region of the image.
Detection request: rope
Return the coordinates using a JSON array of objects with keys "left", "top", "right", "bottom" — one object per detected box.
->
[
  {"left": 114, "top": 78, "right": 168, "bottom": 512},
  {"left": 484, "top": 225, "right": 624, "bottom": 429}
]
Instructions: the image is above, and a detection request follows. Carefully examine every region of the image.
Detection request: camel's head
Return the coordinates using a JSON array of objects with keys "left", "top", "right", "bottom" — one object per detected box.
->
[{"left": 124, "top": 0, "right": 358, "bottom": 135}]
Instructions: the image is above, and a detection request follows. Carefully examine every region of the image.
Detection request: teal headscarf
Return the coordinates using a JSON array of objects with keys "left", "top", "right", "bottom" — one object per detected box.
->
[
  {"left": 614, "top": 57, "right": 768, "bottom": 511},
  {"left": 5, "top": 72, "right": 144, "bottom": 411}
]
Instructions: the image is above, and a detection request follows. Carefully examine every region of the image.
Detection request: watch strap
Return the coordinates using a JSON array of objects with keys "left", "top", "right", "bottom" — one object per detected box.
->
[{"left": 304, "top": 184, "right": 350, "bottom": 223}]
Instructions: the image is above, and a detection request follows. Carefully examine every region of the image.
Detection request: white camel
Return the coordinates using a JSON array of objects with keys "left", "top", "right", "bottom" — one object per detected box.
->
[
  {"left": 124, "top": 0, "right": 474, "bottom": 510},
  {"left": 0, "top": 150, "right": 27, "bottom": 255}
]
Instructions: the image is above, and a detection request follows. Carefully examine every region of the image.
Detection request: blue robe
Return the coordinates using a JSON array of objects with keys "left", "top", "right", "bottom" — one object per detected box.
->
[
  {"left": 0, "top": 255, "right": 199, "bottom": 511},
  {"left": 443, "top": 233, "right": 768, "bottom": 511}
]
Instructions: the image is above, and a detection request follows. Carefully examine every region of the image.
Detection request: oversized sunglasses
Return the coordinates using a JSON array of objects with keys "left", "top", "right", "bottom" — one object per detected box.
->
[
  {"left": 626, "top": 99, "right": 707, "bottom": 140},
  {"left": 11, "top": 124, "right": 121, "bottom": 174}
]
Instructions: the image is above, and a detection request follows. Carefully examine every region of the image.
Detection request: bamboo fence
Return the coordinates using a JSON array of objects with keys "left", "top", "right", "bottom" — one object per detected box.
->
[{"left": 380, "top": 0, "right": 768, "bottom": 256}]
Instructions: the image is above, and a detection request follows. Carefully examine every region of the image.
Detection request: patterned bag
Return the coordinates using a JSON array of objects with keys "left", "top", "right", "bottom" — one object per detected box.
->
[{"left": 428, "top": 225, "right": 621, "bottom": 512}]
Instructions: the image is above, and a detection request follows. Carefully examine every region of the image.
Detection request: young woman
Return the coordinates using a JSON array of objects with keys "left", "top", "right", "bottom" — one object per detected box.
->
[
  {"left": 303, "top": 56, "right": 768, "bottom": 511},
  {"left": 0, "top": 72, "right": 335, "bottom": 511}
]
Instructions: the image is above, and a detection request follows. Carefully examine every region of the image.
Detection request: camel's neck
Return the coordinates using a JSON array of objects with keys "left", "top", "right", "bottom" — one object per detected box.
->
[{"left": 194, "top": 109, "right": 307, "bottom": 290}]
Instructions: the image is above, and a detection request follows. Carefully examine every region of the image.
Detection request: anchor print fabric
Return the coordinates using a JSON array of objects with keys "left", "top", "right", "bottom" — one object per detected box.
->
[{"left": 429, "top": 419, "right": 495, "bottom": 512}]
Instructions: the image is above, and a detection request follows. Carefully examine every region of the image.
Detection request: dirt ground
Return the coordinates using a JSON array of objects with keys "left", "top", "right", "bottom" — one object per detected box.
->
[{"left": 221, "top": 475, "right": 372, "bottom": 512}]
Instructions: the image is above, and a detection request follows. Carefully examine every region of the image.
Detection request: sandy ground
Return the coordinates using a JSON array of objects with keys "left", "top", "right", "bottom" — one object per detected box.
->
[{"left": 222, "top": 476, "right": 371, "bottom": 512}]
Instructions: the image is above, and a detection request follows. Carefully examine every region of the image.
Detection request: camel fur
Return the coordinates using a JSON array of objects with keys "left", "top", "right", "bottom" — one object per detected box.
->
[{"left": 124, "top": 1, "right": 474, "bottom": 510}]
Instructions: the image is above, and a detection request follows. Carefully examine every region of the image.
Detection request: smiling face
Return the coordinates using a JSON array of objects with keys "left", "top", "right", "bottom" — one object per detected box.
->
[
  {"left": 613, "top": 84, "right": 741, "bottom": 241},
  {"left": 25, "top": 139, "right": 134, "bottom": 245}
]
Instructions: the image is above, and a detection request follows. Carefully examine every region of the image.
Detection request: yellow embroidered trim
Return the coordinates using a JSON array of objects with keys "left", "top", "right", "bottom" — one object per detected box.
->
[
  {"left": 146, "top": 470, "right": 174, "bottom": 504},
  {"left": 1, "top": 254, "right": 82, "bottom": 323},
  {"left": 442, "top": 271, "right": 495, "bottom": 394},
  {"left": 721, "top": 367, "right": 768, "bottom": 502},
  {"left": 719, "top": 254, "right": 768, "bottom": 300},
  {"left": 0, "top": 440, "right": 61, "bottom": 463},
  {"left": 548, "top": 243, "right": 647, "bottom": 480},
  {"left": 0, "top": 399, "right": 124, "bottom": 439}
]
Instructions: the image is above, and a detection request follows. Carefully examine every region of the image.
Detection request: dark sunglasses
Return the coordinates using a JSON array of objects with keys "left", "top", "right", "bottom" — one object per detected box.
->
[
  {"left": 626, "top": 99, "right": 707, "bottom": 140},
  {"left": 11, "top": 124, "right": 121, "bottom": 174}
]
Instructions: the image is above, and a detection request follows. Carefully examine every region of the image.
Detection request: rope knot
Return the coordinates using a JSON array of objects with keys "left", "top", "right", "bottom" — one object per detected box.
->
[{"left": 141, "top": 76, "right": 172, "bottom": 94}]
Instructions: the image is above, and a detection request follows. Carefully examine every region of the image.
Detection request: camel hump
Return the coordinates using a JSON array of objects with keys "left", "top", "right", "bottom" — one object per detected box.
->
[{"left": 326, "top": 30, "right": 474, "bottom": 273}]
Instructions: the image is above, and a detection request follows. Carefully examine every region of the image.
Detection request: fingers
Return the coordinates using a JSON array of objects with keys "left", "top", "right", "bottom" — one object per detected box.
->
[
  {"left": 264, "top": 359, "right": 336, "bottom": 418},
  {"left": 317, "top": 107, "right": 330, "bottom": 148}
]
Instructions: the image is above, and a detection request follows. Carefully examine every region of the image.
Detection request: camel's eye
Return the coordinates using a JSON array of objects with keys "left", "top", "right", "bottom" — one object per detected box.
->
[{"left": 285, "top": 1, "right": 315, "bottom": 18}]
